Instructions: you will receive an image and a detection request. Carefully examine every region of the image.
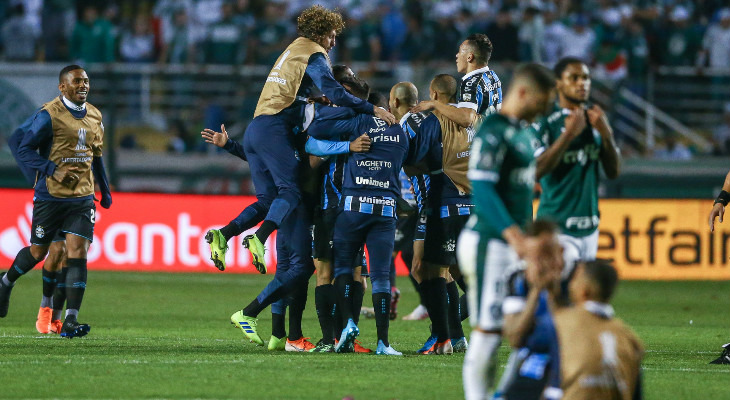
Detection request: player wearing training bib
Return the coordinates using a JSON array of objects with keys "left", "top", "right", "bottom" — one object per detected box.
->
[
  {"left": 458, "top": 64, "right": 556, "bottom": 400},
  {"left": 533, "top": 57, "right": 621, "bottom": 271}
]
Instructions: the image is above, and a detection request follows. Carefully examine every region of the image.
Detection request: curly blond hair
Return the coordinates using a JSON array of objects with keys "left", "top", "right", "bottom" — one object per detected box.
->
[{"left": 297, "top": 5, "right": 345, "bottom": 42}]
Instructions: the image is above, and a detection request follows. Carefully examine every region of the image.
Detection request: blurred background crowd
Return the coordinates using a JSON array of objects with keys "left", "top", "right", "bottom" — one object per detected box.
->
[{"left": 1, "top": 0, "right": 729, "bottom": 194}]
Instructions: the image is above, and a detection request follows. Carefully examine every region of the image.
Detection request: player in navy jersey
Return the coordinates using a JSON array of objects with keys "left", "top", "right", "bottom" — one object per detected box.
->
[
  {"left": 412, "top": 33, "right": 501, "bottom": 128},
  {"left": 307, "top": 93, "right": 419, "bottom": 355}
]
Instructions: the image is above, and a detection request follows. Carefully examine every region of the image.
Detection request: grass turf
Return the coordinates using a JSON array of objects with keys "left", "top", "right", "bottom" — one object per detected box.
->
[{"left": 0, "top": 271, "right": 728, "bottom": 399}]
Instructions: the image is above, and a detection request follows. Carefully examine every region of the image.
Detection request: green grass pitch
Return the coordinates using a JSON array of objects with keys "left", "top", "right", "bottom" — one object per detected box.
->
[{"left": 0, "top": 271, "right": 728, "bottom": 399}]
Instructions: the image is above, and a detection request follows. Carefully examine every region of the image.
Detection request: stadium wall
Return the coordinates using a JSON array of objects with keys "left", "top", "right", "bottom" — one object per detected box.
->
[{"left": 0, "top": 189, "right": 727, "bottom": 280}]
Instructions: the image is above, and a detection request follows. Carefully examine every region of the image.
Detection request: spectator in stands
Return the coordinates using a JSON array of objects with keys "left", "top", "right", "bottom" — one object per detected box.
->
[
  {"left": 247, "top": 0, "right": 290, "bottom": 65},
  {"left": 430, "top": 8, "right": 462, "bottom": 62},
  {"left": 561, "top": 14, "right": 596, "bottom": 63},
  {"left": 699, "top": 8, "right": 730, "bottom": 69},
  {"left": 542, "top": 5, "right": 568, "bottom": 67},
  {"left": 71, "top": 5, "right": 116, "bottom": 64},
  {"left": 1, "top": 3, "right": 38, "bottom": 61},
  {"left": 378, "top": 2, "right": 407, "bottom": 62},
  {"left": 654, "top": 133, "right": 692, "bottom": 161},
  {"left": 518, "top": 5, "right": 545, "bottom": 63},
  {"left": 233, "top": 0, "right": 255, "bottom": 33},
  {"left": 486, "top": 7, "right": 520, "bottom": 63},
  {"left": 340, "top": 10, "right": 381, "bottom": 65},
  {"left": 159, "top": 8, "right": 194, "bottom": 64},
  {"left": 712, "top": 103, "right": 730, "bottom": 156},
  {"left": 119, "top": 15, "right": 157, "bottom": 63},
  {"left": 204, "top": 1, "right": 245, "bottom": 64},
  {"left": 622, "top": 17, "right": 649, "bottom": 95},
  {"left": 660, "top": 6, "right": 703, "bottom": 66},
  {"left": 41, "top": 0, "right": 74, "bottom": 61},
  {"left": 400, "top": 14, "right": 434, "bottom": 63}
]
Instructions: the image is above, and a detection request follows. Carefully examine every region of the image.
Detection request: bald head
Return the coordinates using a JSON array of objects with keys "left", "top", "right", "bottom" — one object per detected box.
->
[
  {"left": 389, "top": 82, "right": 419, "bottom": 120},
  {"left": 430, "top": 74, "right": 457, "bottom": 104}
]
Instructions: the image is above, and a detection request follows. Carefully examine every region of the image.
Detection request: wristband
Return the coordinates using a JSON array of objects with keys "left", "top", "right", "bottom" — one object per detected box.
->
[{"left": 715, "top": 190, "right": 730, "bottom": 206}]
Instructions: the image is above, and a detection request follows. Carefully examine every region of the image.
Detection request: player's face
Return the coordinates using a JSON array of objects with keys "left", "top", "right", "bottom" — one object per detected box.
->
[
  {"left": 522, "top": 87, "right": 555, "bottom": 122},
  {"left": 557, "top": 63, "right": 591, "bottom": 104},
  {"left": 455, "top": 41, "right": 471, "bottom": 74},
  {"left": 59, "top": 69, "right": 90, "bottom": 105},
  {"left": 318, "top": 29, "right": 337, "bottom": 53}
]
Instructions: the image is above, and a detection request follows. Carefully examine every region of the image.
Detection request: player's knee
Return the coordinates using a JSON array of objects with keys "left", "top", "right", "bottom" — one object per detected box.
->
[
  {"left": 371, "top": 277, "right": 390, "bottom": 294},
  {"left": 29, "top": 244, "right": 50, "bottom": 260}
]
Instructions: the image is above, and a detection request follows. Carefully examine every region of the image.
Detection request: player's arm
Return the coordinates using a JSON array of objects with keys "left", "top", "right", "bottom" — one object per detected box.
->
[
  {"left": 201, "top": 125, "right": 247, "bottom": 161},
  {"left": 8, "top": 117, "right": 39, "bottom": 185},
  {"left": 587, "top": 105, "right": 621, "bottom": 179},
  {"left": 535, "top": 109, "right": 586, "bottom": 179},
  {"left": 709, "top": 170, "right": 730, "bottom": 232},
  {"left": 412, "top": 101, "right": 476, "bottom": 128},
  {"left": 92, "top": 156, "right": 112, "bottom": 209},
  {"left": 307, "top": 112, "right": 361, "bottom": 140},
  {"left": 502, "top": 289, "right": 539, "bottom": 348},
  {"left": 15, "top": 110, "right": 58, "bottom": 178},
  {"left": 305, "top": 134, "right": 370, "bottom": 156}
]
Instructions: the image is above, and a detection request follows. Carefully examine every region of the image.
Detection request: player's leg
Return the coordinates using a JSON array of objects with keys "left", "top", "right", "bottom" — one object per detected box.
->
[
  {"left": 366, "top": 217, "right": 401, "bottom": 355},
  {"left": 420, "top": 216, "right": 453, "bottom": 354},
  {"left": 311, "top": 208, "right": 337, "bottom": 351},
  {"left": 37, "top": 238, "right": 65, "bottom": 333},
  {"left": 351, "top": 261, "right": 373, "bottom": 353},
  {"left": 459, "top": 232, "right": 517, "bottom": 400},
  {"left": 51, "top": 250, "right": 69, "bottom": 334},
  {"left": 557, "top": 233, "right": 581, "bottom": 279},
  {"left": 59, "top": 199, "right": 95, "bottom": 338},
  {"left": 268, "top": 239, "right": 290, "bottom": 351},
  {"left": 206, "top": 200, "right": 269, "bottom": 271},
  {"left": 580, "top": 229, "right": 600, "bottom": 261},
  {"left": 0, "top": 200, "right": 59, "bottom": 318},
  {"left": 444, "top": 215, "right": 470, "bottom": 351}
]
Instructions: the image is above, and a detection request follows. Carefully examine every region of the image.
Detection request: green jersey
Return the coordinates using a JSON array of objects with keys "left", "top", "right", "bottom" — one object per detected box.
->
[
  {"left": 467, "top": 113, "right": 538, "bottom": 239},
  {"left": 533, "top": 107, "right": 602, "bottom": 237}
]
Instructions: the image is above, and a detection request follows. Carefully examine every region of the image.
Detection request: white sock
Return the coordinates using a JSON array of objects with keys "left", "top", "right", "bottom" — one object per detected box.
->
[
  {"left": 1, "top": 274, "right": 12, "bottom": 287},
  {"left": 463, "top": 330, "right": 501, "bottom": 400}
]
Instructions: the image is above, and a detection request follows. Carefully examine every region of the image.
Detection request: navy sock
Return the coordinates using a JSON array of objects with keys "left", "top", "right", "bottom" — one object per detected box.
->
[
  {"left": 315, "top": 284, "right": 335, "bottom": 344},
  {"left": 456, "top": 276, "right": 467, "bottom": 292},
  {"left": 242, "top": 298, "right": 263, "bottom": 318},
  {"left": 219, "top": 222, "right": 240, "bottom": 241},
  {"left": 373, "top": 292, "right": 391, "bottom": 346},
  {"left": 64, "top": 258, "right": 87, "bottom": 313},
  {"left": 428, "top": 278, "right": 450, "bottom": 342},
  {"left": 334, "top": 274, "right": 354, "bottom": 327},
  {"left": 351, "top": 281, "right": 364, "bottom": 326},
  {"left": 7, "top": 247, "right": 41, "bottom": 283},
  {"left": 460, "top": 294, "right": 469, "bottom": 321},
  {"left": 255, "top": 220, "right": 277, "bottom": 243},
  {"left": 42, "top": 267, "right": 57, "bottom": 298},
  {"left": 53, "top": 267, "right": 67, "bottom": 320},
  {"left": 271, "top": 312, "right": 286, "bottom": 339},
  {"left": 447, "top": 281, "right": 465, "bottom": 339},
  {"left": 288, "top": 281, "right": 308, "bottom": 341}
]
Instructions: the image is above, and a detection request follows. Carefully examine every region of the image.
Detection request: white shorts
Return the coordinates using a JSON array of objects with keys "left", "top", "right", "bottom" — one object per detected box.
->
[
  {"left": 559, "top": 229, "right": 599, "bottom": 277},
  {"left": 457, "top": 229, "right": 518, "bottom": 331}
]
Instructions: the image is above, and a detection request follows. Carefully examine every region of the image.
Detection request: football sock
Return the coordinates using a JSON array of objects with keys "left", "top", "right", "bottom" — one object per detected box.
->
[
  {"left": 7, "top": 247, "right": 42, "bottom": 283},
  {"left": 447, "top": 281, "right": 465, "bottom": 339},
  {"left": 41, "top": 267, "right": 57, "bottom": 308},
  {"left": 429, "top": 278, "right": 450, "bottom": 341},
  {"left": 389, "top": 259, "right": 396, "bottom": 291},
  {"left": 271, "top": 312, "right": 286, "bottom": 339},
  {"left": 255, "top": 220, "right": 277, "bottom": 243},
  {"left": 242, "top": 298, "right": 263, "bottom": 318},
  {"left": 315, "top": 284, "right": 335, "bottom": 344},
  {"left": 334, "top": 274, "right": 355, "bottom": 327},
  {"left": 225, "top": 203, "right": 267, "bottom": 240},
  {"left": 65, "top": 308, "right": 78, "bottom": 319},
  {"left": 460, "top": 294, "right": 469, "bottom": 321},
  {"left": 219, "top": 223, "right": 240, "bottom": 242},
  {"left": 287, "top": 281, "right": 308, "bottom": 341},
  {"left": 419, "top": 279, "right": 434, "bottom": 322},
  {"left": 373, "top": 292, "right": 391, "bottom": 347},
  {"left": 351, "top": 281, "right": 364, "bottom": 326},
  {"left": 64, "top": 258, "right": 87, "bottom": 314},
  {"left": 463, "top": 331, "right": 501, "bottom": 400},
  {"left": 411, "top": 275, "right": 425, "bottom": 306},
  {"left": 52, "top": 267, "right": 68, "bottom": 320}
]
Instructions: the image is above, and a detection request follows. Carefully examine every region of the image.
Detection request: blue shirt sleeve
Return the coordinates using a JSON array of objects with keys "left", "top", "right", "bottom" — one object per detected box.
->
[
  {"left": 92, "top": 155, "right": 112, "bottom": 208},
  {"left": 407, "top": 115, "right": 441, "bottom": 167},
  {"left": 16, "top": 109, "right": 56, "bottom": 177},
  {"left": 315, "top": 104, "right": 357, "bottom": 121},
  {"left": 223, "top": 139, "right": 247, "bottom": 161},
  {"left": 8, "top": 124, "right": 38, "bottom": 185},
  {"left": 305, "top": 136, "right": 350, "bottom": 156},
  {"left": 306, "top": 54, "right": 374, "bottom": 115}
]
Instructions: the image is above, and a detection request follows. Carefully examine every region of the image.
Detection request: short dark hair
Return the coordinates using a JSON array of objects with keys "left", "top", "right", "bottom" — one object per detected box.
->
[
  {"left": 582, "top": 259, "right": 619, "bottom": 302},
  {"left": 553, "top": 57, "right": 585, "bottom": 80},
  {"left": 513, "top": 63, "right": 555, "bottom": 93},
  {"left": 430, "top": 74, "right": 457, "bottom": 101},
  {"left": 332, "top": 65, "right": 352, "bottom": 82},
  {"left": 368, "top": 92, "right": 389, "bottom": 109},
  {"left": 524, "top": 218, "right": 559, "bottom": 237},
  {"left": 464, "top": 33, "right": 493, "bottom": 64},
  {"left": 59, "top": 65, "right": 84, "bottom": 83},
  {"left": 340, "top": 76, "right": 370, "bottom": 100}
]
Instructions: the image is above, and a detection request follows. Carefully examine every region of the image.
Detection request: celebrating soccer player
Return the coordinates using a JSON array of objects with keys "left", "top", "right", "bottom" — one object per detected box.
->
[{"left": 0, "top": 65, "right": 112, "bottom": 338}]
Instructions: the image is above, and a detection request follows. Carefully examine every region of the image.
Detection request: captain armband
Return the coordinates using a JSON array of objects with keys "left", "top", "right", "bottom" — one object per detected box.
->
[{"left": 715, "top": 190, "right": 730, "bottom": 206}]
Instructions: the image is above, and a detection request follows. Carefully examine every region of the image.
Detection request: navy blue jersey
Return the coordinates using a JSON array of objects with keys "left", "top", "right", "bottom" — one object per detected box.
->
[
  {"left": 458, "top": 66, "right": 503, "bottom": 116},
  {"left": 8, "top": 112, "right": 41, "bottom": 184},
  {"left": 399, "top": 112, "right": 431, "bottom": 214}
]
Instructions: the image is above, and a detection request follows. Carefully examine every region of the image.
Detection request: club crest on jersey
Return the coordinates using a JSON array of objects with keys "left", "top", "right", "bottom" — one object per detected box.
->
[
  {"left": 75, "top": 128, "right": 88, "bottom": 150},
  {"left": 443, "top": 239, "right": 456, "bottom": 252},
  {"left": 35, "top": 225, "right": 45, "bottom": 238}
]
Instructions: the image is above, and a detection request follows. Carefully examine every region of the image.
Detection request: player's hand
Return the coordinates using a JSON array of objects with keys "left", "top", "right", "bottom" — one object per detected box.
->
[
  {"left": 563, "top": 108, "right": 587, "bottom": 140},
  {"left": 201, "top": 124, "right": 229, "bottom": 148},
  {"left": 503, "top": 225, "right": 528, "bottom": 259},
  {"left": 100, "top": 192, "right": 112, "bottom": 209},
  {"left": 710, "top": 203, "right": 725, "bottom": 232},
  {"left": 310, "top": 95, "right": 331, "bottom": 105},
  {"left": 411, "top": 100, "right": 436, "bottom": 114},
  {"left": 374, "top": 107, "right": 397, "bottom": 125},
  {"left": 586, "top": 105, "right": 611, "bottom": 137},
  {"left": 349, "top": 133, "right": 371, "bottom": 152},
  {"left": 53, "top": 165, "right": 82, "bottom": 189}
]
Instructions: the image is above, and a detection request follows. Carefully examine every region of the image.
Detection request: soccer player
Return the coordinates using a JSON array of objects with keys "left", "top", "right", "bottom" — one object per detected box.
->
[
  {"left": 403, "top": 75, "right": 474, "bottom": 354},
  {"left": 227, "top": 5, "right": 395, "bottom": 347},
  {"left": 307, "top": 93, "right": 413, "bottom": 356},
  {"left": 0, "top": 64, "right": 112, "bottom": 338},
  {"left": 495, "top": 219, "right": 564, "bottom": 400},
  {"left": 458, "top": 63, "right": 556, "bottom": 400},
  {"left": 533, "top": 57, "right": 621, "bottom": 271},
  {"left": 412, "top": 33, "right": 502, "bottom": 127},
  {"left": 706, "top": 170, "right": 730, "bottom": 364},
  {"left": 552, "top": 260, "right": 644, "bottom": 399},
  {"left": 8, "top": 124, "right": 69, "bottom": 334}
]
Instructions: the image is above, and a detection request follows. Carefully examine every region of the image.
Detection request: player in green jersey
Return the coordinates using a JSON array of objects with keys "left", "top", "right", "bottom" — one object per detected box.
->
[
  {"left": 532, "top": 57, "right": 621, "bottom": 272},
  {"left": 458, "top": 63, "right": 556, "bottom": 400}
]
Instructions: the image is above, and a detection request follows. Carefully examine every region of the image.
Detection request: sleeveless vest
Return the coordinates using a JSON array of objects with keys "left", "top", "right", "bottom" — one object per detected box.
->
[{"left": 434, "top": 109, "right": 473, "bottom": 195}]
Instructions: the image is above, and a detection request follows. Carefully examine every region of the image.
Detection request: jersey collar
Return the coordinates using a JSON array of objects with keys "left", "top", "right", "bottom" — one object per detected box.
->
[
  {"left": 399, "top": 112, "right": 412, "bottom": 127},
  {"left": 62, "top": 95, "right": 86, "bottom": 111},
  {"left": 461, "top": 65, "right": 490, "bottom": 81},
  {"left": 584, "top": 301, "right": 615, "bottom": 319}
]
